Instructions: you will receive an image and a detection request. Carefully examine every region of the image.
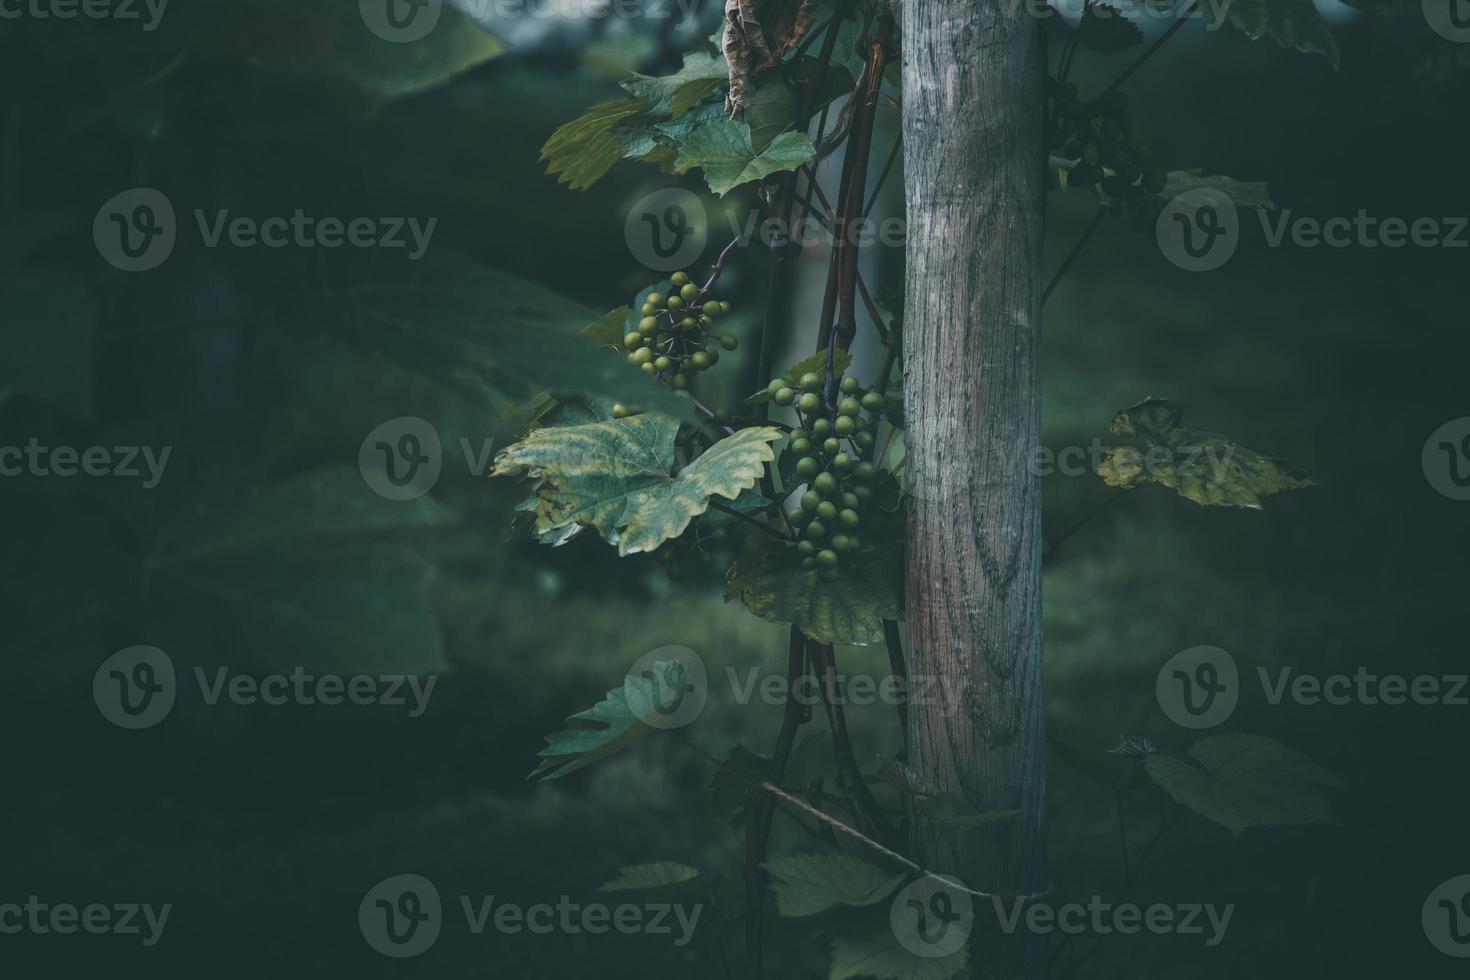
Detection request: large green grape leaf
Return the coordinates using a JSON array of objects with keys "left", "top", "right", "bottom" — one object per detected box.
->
[
  {"left": 139, "top": 465, "right": 456, "bottom": 675},
  {"left": 763, "top": 853, "right": 906, "bottom": 917},
  {"left": 675, "top": 120, "right": 816, "bottom": 196},
  {"left": 530, "top": 659, "right": 690, "bottom": 780},
  {"left": 829, "top": 928, "right": 969, "bottom": 980},
  {"left": 1163, "top": 170, "right": 1277, "bottom": 209},
  {"left": 1095, "top": 398, "right": 1314, "bottom": 509},
  {"left": 493, "top": 416, "right": 781, "bottom": 555},
  {"left": 1224, "top": 0, "right": 1339, "bottom": 67},
  {"left": 726, "top": 516, "right": 902, "bottom": 646},
  {"left": 621, "top": 51, "right": 730, "bottom": 117},
  {"left": 1144, "top": 734, "right": 1341, "bottom": 837},
  {"left": 153, "top": 0, "right": 504, "bottom": 103},
  {"left": 541, "top": 98, "right": 653, "bottom": 190},
  {"left": 278, "top": 251, "right": 691, "bottom": 420}
]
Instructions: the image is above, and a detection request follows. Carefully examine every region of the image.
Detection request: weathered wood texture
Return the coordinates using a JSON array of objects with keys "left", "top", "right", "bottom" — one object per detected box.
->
[{"left": 901, "top": 5, "right": 1047, "bottom": 974}]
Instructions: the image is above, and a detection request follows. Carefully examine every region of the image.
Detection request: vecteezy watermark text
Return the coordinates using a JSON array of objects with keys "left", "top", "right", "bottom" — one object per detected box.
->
[
  {"left": 0, "top": 0, "right": 167, "bottom": 29},
  {"left": 0, "top": 439, "right": 170, "bottom": 487},
  {"left": 0, "top": 897, "right": 171, "bottom": 947},
  {"left": 358, "top": 874, "right": 703, "bottom": 958}
]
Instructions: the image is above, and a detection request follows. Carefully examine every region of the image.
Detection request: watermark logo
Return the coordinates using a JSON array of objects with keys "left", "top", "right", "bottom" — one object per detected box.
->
[
  {"left": 891, "top": 876, "right": 972, "bottom": 959},
  {"left": 1424, "top": 0, "right": 1470, "bottom": 43},
  {"left": 94, "top": 187, "right": 176, "bottom": 273},
  {"left": 625, "top": 646, "right": 707, "bottom": 730},
  {"left": 1423, "top": 875, "right": 1470, "bottom": 958},
  {"left": 93, "top": 646, "right": 176, "bottom": 730},
  {"left": 360, "top": 0, "right": 441, "bottom": 43},
  {"left": 625, "top": 188, "right": 707, "bottom": 272},
  {"left": 360, "top": 874, "right": 442, "bottom": 958},
  {"left": 359, "top": 417, "right": 444, "bottom": 501},
  {"left": 1423, "top": 418, "right": 1470, "bottom": 501},
  {"left": 1156, "top": 646, "right": 1239, "bottom": 729},
  {"left": 1157, "top": 188, "right": 1239, "bottom": 272}
]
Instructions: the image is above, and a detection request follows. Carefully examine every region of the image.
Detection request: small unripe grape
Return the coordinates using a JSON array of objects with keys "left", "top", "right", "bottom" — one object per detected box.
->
[
  {"left": 855, "top": 431, "right": 874, "bottom": 451},
  {"left": 774, "top": 387, "right": 796, "bottom": 406},
  {"left": 806, "top": 520, "right": 827, "bottom": 540},
  {"left": 841, "top": 535, "right": 859, "bottom": 551},
  {"left": 667, "top": 296, "right": 683, "bottom": 309},
  {"left": 841, "top": 492, "right": 860, "bottom": 510},
  {"left": 612, "top": 404, "right": 629, "bottom": 418},
  {"left": 822, "top": 438, "right": 840, "bottom": 456},
  {"left": 840, "top": 377, "right": 860, "bottom": 395},
  {"left": 630, "top": 348, "right": 653, "bottom": 365},
  {"left": 816, "top": 501, "right": 837, "bottom": 521},
  {"left": 816, "top": 549, "right": 838, "bottom": 567},
  {"left": 720, "top": 335, "right": 738, "bottom": 351},
  {"left": 639, "top": 316, "right": 658, "bottom": 334},
  {"left": 834, "top": 415, "right": 855, "bottom": 436},
  {"left": 832, "top": 453, "right": 854, "bottom": 474},
  {"left": 671, "top": 271, "right": 689, "bottom": 286},
  {"left": 838, "top": 397, "right": 861, "bottom": 417},
  {"left": 829, "top": 534, "right": 850, "bottom": 552},
  {"left": 839, "top": 508, "right": 860, "bottom": 528},
  {"left": 798, "top": 372, "right": 821, "bottom": 391},
  {"left": 812, "top": 419, "right": 832, "bottom": 436},
  {"left": 797, "top": 540, "right": 816, "bottom": 557},
  {"left": 641, "top": 303, "right": 656, "bottom": 317},
  {"left": 680, "top": 283, "right": 700, "bottom": 303},
  {"left": 767, "top": 378, "right": 786, "bottom": 397},
  {"left": 672, "top": 373, "right": 689, "bottom": 389},
  {"left": 698, "top": 315, "right": 713, "bottom": 327},
  {"left": 646, "top": 293, "right": 664, "bottom": 307},
  {"left": 706, "top": 348, "right": 720, "bottom": 365},
  {"left": 813, "top": 472, "right": 838, "bottom": 496},
  {"left": 796, "top": 456, "right": 820, "bottom": 479},
  {"left": 860, "top": 392, "right": 884, "bottom": 412},
  {"left": 798, "top": 393, "right": 822, "bottom": 413},
  {"left": 624, "top": 331, "right": 643, "bottom": 348},
  {"left": 853, "top": 461, "right": 877, "bottom": 483},
  {"left": 788, "top": 507, "right": 811, "bottom": 527},
  {"left": 654, "top": 356, "right": 671, "bottom": 371},
  {"left": 853, "top": 485, "right": 873, "bottom": 501},
  {"left": 641, "top": 362, "right": 656, "bottom": 374},
  {"left": 691, "top": 351, "right": 711, "bottom": 370},
  {"left": 803, "top": 556, "right": 818, "bottom": 570},
  {"left": 801, "top": 491, "right": 822, "bottom": 514},
  {"left": 681, "top": 317, "right": 697, "bottom": 329},
  {"left": 717, "top": 300, "right": 731, "bottom": 313},
  {"left": 790, "top": 437, "right": 811, "bottom": 455}
]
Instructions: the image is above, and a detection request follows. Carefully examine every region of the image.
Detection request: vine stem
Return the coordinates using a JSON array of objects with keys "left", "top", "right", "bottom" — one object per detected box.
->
[
  {"left": 744, "top": 629, "right": 809, "bottom": 980},
  {"left": 710, "top": 500, "right": 789, "bottom": 540},
  {"left": 1043, "top": 205, "right": 1106, "bottom": 306}
]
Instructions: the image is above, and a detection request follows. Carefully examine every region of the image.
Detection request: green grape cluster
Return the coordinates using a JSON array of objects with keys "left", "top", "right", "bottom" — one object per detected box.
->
[
  {"left": 768, "top": 371, "right": 887, "bottom": 580},
  {"left": 623, "top": 271, "right": 738, "bottom": 391},
  {"left": 1045, "top": 81, "right": 1167, "bottom": 232}
]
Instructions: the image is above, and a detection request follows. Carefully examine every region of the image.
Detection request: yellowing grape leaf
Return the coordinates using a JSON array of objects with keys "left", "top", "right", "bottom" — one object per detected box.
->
[
  {"left": 1096, "top": 398, "right": 1314, "bottom": 509},
  {"left": 493, "top": 416, "right": 781, "bottom": 555}
]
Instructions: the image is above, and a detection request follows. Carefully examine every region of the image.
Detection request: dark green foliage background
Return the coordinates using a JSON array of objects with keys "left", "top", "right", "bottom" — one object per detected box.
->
[{"left": 1, "top": 8, "right": 1467, "bottom": 979}]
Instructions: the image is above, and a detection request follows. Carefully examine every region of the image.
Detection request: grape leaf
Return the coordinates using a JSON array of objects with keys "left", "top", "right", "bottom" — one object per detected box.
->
[
  {"left": 622, "top": 51, "right": 730, "bottom": 118},
  {"left": 493, "top": 416, "right": 781, "bottom": 555},
  {"left": 530, "top": 659, "right": 690, "bottom": 780},
  {"left": 725, "top": 516, "right": 903, "bottom": 646},
  {"left": 279, "top": 250, "right": 692, "bottom": 420},
  {"left": 581, "top": 306, "right": 632, "bottom": 347},
  {"left": 709, "top": 744, "right": 771, "bottom": 820},
  {"left": 1076, "top": 3, "right": 1144, "bottom": 53},
  {"left": 1224, "top": 0, "right": 1340, "bottom": 67},
  {"left": 154, "top": 0, "right": 505, "bottom": 104},
  {"left": 675, "top": 120, "right": 816, "bottom": 196},
  {"left": 763, "top": 853, "right": 906, "bottom": 917},
  {"left": 1163, "top": 170, "right": 1277, "bottom": 209},
  {"left": 599, "top": 862, "right": 703, "bottom": 892},
  {"left": 829, "top": 929, "right": 969, "bottom": 980},
  {"left": 1095, "top": 398, "right": 1314, "bottom": 510},
  {"left": 1144, "top": 734, "right": 1341, "bottom": 837},
  {"left": 542, "top": 98, "right": 653, "bottom": 191}
]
